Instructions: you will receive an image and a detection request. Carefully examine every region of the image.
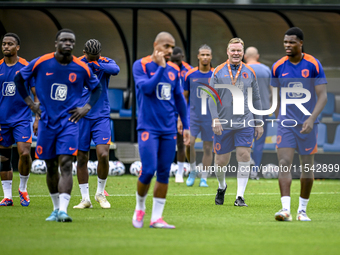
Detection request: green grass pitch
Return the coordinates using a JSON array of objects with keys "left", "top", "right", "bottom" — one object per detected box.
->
[{"left": 1, "top": 173, "right": 339, "bottom": 255}]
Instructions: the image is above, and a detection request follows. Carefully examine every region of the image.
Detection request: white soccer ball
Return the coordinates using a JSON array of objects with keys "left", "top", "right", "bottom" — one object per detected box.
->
[
  {"left": 262, "top": 164, "right": 279, "bottom": 179},
  {"left": 108, "top": 161, "right": 125, "bottom": 176},
  {"left": 72, "top": 161, "right": 77, "bottom": 175},
  {"left": 130, "top": 161, "right": 142, "bottom": 176},
  {"left": 113, "top": 161, "right": 125, "bottom": 176},
  {"left": 183, "top": 162, "right": 191, "bottom": 177},
  {"left": 93, "top": 160, "right": 98, "bottom": 169},
  {"left": 108, "top": 161, "right": 115, "bottom": 176},
  {"left": 87, "top": 160, "right": 97, "bottom": 175},
  {"left": 169, "top": 163, "right": 178, "bottom": 177},
  {"left": 31, "top": 159, "right": 47, "bottom": 174}
]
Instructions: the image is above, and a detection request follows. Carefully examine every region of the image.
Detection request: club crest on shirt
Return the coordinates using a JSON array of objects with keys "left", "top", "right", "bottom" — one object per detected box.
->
[
  {"left": 69, "top": 73, "right": 77, "bottom": 83},
  {"left": 2, "top": 82, "right": 16, "bottom": 96},
  {"left": 301, "top": 69, "right": 309, "bottom": 78},
  {"left": 51, "top": 83, "right": 68, "bottom": 101},
  {"left": 156, "top": 83, "right": 171, "bottom": 100},
  {"left": 168, "top": 72, "right": 175, "bottom": 81}
]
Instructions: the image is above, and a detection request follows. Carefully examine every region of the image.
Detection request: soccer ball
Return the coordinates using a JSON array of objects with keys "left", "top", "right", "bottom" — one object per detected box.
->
[
  {"left": 262, "top": 164, "right": 279, "bottom": 179},
  {"left": 108, "top": 161, "right": 125, "bottom": 176},
  {"left": 169, "top": 163, "right": 178, "bottom": 177},
  {"left": 130, "top": 161, "right": 142, "bottom": 176},
  {"left": 72, "top": 161, "right": 77, "bottom": 175},
  {"left": 93, "top": 160, "right": 98, "bottom": 170},
  {"left": 108, "top": 161, "right": 115, "bottom": 176},
  {"left": 183, "top": 162, "right": 191, "bottom": 177},
  {"left": 31, "top": 159, "right": 47, "bottom": 174},
  {"left": 113, "top": 161, "right": 125, "bottom": 176},
  {"left": 87, "top": 160, "right": 97, "bottom": 175}
]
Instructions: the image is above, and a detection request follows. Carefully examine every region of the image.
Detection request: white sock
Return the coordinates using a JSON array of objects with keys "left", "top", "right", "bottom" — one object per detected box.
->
[
  {"left": 135, "top": 192, "right": 147, "bottom": 211},
  {"left": 177, "top": 162, "right": 184, "bottom": 176},
  {"left": 298, "top": 197, "right": 309, "bottom": 212},
  {"left": 1, "top": 180, "right": 12, "bottom": 199},
  {"left": 236, "top": 161, "right": 250, "bottom": 198},
  {"left": 215, "top": 164, "right": 226, "bottom": 189},
  {"left": 201, "top": 165, "right": 208, "bottom": 180},
  {"left": 190, "top": 161, "right": 196, "bottom": 173},
  {"left": 151, "top": 197, "right": 166, "bottom": 222},
  {"left": 79, "top": 183, "right": 90, "bottom": 201},
  {"left": 59, "top": 193, "right": 71, "bottom": 213},
  {"left": 19, "top": 174, "right": 29, "bottom": 192},
  {"left": 50, "top": 193, "right": 59, "bottom": 211},
  {"left": 96, "top": 177, "right": 107, "bottom": 194},
  {"left": 133, "top": 192, "right": 147, "bottom": 220},
  {"left": 281, "top": 196, "right": 291, "bottom": 212}
]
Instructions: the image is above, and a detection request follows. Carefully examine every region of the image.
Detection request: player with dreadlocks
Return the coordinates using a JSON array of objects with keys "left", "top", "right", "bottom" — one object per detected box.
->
[{"left": 73, "top": 39, "right": 120, "bottom": 209}]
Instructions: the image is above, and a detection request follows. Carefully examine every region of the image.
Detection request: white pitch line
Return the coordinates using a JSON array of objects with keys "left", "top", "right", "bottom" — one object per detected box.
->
[{"left": 10, "top": 191, "right": 339, "bottom": 198}]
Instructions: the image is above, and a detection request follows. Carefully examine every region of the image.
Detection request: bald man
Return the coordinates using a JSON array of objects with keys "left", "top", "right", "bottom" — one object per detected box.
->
[
  {"left": 244, "top": 47, "right": 271, "bottom": 180},
  {"left": 132, "top": 32, "right": 190, "bottom": 229}
]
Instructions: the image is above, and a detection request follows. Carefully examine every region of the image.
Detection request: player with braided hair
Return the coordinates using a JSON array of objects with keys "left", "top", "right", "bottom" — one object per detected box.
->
[{"left": 73, "top": 39, "right": 120, "bottom": 209}]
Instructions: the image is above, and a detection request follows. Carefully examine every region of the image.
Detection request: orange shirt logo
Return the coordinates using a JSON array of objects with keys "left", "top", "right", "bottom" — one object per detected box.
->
[
  {"left": 276, "top": 135, "right": 282, "bottom": 145},
  {"left": 168, "top": 72, "right": 175, "bottom": 81},
  {"left": 301, "top": 69, "right": 309, "bottom": 78},
  {"left": 141, "top": 131, "right": 149, "bottom": 142},
  {"left": 215, "top": 143, "right": 221, "bottom": 151},
  {"left": 242, "top": 72, "right": 248, "bottom": 79},
  {"left": 69, "top": 73, "right": 77, "bottom": 83},
  {"left": 36, "top": 145, "right": 43, "bottom": 155}
]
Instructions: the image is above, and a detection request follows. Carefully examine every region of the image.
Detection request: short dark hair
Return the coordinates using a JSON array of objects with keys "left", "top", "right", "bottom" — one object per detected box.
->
[
  {"left": 172, "top": 46, "right": 183, "bottom": 55},
  {"left": 55, "top": 29, "right": 75, "bottom": 40},
  {"left": 198, "top": 44, "right": 212, "bottom": 53},
  {"left": 84, "top": 39, "right": 101, "bottom": 55},
  {"left": 285, "top": 27, "right": 304, "bottom": 41},
  {"left": 3, "top": 33, "right": 20, "bottom": 45}
]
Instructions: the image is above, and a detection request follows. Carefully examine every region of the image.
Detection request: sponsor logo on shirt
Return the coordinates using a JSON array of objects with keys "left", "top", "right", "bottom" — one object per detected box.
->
[
  {"left": 156, "top": 83, "right": 172, "bottom": 100},
  {"left": 51, "top": 83, "right": 68, "bottom": 101},
  {"left": 2, "top": 82, "right": 16, "bottom": 96}
]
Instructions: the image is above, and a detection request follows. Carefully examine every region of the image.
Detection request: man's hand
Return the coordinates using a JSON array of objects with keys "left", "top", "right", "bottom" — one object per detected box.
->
[
  {"left": 183, "top": 129, "right": 190, "bottom": 146},
  {"left": 154, "top": 50, "right": 166, "bottom": 68},
  {"left": 300, "top": 117, "right": 314, "bottom": 134},
  {"left": 212, "top": 118, "right": 223, "bottom": 136},
  {"left": 255, "top": 126, "right": 264, "bottom": 140},
  {"left": 68, "top": 104, "right": 91, "bottom": 123},
  {"left": 0, "top": 155, "right": 8, "bottom": 162},
  {"left": 29, "top": 102, "right": 41, "bottom": 118},
  {"left": 177, "top": 117, "right": 183, "bottom": 134},
  {"left": 33, "top": 117, "right": 39, "bottom": 136}
]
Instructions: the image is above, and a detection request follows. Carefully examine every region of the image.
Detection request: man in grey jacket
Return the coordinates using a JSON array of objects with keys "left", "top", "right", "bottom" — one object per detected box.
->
[{"left": 208, "top": 38, "right": 263, "bottom": 207}]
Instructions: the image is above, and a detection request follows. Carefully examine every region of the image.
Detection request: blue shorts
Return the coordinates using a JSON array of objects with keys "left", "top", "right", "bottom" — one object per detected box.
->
[
  {"left": 78, "top": 117, "right": 111, "bottom": 151},
  {"left": 190, "top": 120, "right": 214, "bottom": 141},
  {"left": 35, "top": 121, "right": 78, "bottom": 160},
  {"left": 138, "top": 130, "right": 177, "bottom": 184},
  {"left": 0, "top": 121, "right": 32, "bottom": 147},
  {"left": 213, "top": 127, "right": 254, "bottom": 154},
  {"left": 276, "top": 124, "right": 318, "bottom": 155}
]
